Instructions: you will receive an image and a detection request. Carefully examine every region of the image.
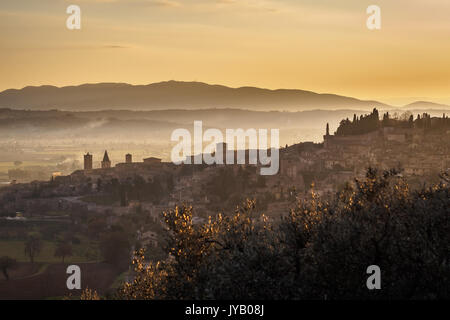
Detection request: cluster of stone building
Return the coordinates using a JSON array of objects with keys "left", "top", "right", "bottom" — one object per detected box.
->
[
  {"left": 68, "top": 122, "right": 449, "bottom": 212},
  {"left": 2, "top": 119, "right": 449, "bottom": 255},
  {"left": 277, "top": 123, "right": 450, "bottom": 196},
  {"left": 4, "top": 122, "right": 449, "bottom": 228}
]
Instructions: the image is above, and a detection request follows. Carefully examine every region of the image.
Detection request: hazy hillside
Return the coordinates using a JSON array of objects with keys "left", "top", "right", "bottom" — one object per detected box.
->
[
  {"left": 403, "top": 101, "right": 450, "bottom": 110},
  {"left": 1, "top": 107, "right": 447, "bottom": 144},
  {"left": 0, "top": 81, "right": 390, "bottom": 111}
]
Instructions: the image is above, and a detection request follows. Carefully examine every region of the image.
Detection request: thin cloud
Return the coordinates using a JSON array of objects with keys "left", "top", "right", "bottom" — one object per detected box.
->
[
  {"left": 74, "top": 0, "right": 181, "bottom": 6},
  {"left": 2, "top": 44, "right": 133, "bottom": 51},
  {"left": 101, "top": 44, "right": 130, "bottom": 49},
  {"left": 144, "top": 0, "right": 181, "bottom": 7},
  {"left": 216, "top": 0, "right": 279, "bottom": 11}
]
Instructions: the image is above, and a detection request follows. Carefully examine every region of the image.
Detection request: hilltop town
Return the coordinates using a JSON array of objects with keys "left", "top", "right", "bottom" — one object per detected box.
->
[
  {"left": 2, "top": 109, "right": 450, "bottom": 215},
  {"left": 0, "top": 109, "right": 449, "bottom": 255},
  {"left": 1, "top": 108, "right": 449, "bottom": 299}
]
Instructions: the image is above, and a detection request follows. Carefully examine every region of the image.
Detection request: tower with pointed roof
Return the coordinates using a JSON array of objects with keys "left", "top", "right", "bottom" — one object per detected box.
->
[{"left": 101, "top": 150, "right": 111, "bottom": 169}]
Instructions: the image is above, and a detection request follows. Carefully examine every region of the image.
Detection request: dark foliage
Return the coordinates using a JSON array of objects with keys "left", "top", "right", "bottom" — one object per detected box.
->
[{"left": 119, "top": 168, "right": 449, "bottom": 300}]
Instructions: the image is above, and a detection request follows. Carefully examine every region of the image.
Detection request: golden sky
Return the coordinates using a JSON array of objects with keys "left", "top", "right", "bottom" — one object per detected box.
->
[{"left": 1, "top": 0, "right": 450, "bottom": 105}]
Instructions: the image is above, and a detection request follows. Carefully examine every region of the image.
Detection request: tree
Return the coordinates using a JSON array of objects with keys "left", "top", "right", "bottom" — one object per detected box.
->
[
  {"left": 119, "top": 168, "right": 450, "bottom": 300},
  {"left": 408, "top": 114, "right": 414, "bottom": 127},
  {"left": 24, "top": 233, "right": 42, "bottom": 264},
  {"left": 0, "top": 256, "right": 17, "bottom": 280},
  {"left": 87, "top": 218, "right": 107, "bottom": 240},
  {"left": 100, "top": 231, "right": 130, "bottom": 268},
  {"left": 280, "top": 168, "right": 450, "bottom": 299},
  {"left": 54, "top": 242, "right": 73, "bottom": 263},
  {"left": 80, "top": 287, "right": 101, "bottom": 300},
  {"left": 120, "top": 201, "right": 290, "bottom": 300}
]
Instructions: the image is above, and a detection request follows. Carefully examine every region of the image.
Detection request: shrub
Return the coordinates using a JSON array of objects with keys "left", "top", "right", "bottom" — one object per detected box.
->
[{"left": 119, "top": 168, "right": 449, "bottom": 300}]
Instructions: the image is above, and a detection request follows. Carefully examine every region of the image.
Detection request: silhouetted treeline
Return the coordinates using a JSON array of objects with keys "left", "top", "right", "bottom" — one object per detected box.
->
[{"left": 335, "top": 108, "right": 450, "bottom": 135}]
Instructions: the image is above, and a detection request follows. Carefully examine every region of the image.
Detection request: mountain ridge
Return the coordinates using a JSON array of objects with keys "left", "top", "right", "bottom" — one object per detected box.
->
[
  {"left": 1, "top": 81, "right": 449, "bottom": 112},
  {"left": 0, "top": 80, "right": 391, "bottom": 111},
  {"left": 403, "top": 101, "right": 450, "bottom": 110}
]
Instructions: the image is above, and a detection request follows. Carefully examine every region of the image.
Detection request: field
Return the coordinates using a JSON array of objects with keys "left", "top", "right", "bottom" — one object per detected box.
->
[
  {"left": 0, "top": 240, "right": 100, "bottom": 263},
  {"left": 0, "top": 262, "right": 122, "bottom": 299},
  {"left": 0, "top": 239, "right": 123, "bottom": 299}
]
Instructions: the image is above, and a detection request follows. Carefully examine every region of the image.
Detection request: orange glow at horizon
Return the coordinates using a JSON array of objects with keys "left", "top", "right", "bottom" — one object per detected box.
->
[{"left": 1, "top": 0, "right": 450, "bottom": 105}]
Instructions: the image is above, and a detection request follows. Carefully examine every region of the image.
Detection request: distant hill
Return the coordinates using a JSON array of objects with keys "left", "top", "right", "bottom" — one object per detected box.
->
[
  {"left": 403, "top": 101, "right": 450, "bottom": 110},
  {"left": 0, "top": 81, "right": 390, "bottom": 111},
  {"left": 0, "top": 107, "right": 448, "bottom": 145}
]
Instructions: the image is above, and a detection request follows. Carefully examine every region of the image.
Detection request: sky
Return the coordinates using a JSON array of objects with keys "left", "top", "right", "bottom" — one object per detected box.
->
[{"left": 1, "top": 0, "right": 450, "bottom": 106}]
